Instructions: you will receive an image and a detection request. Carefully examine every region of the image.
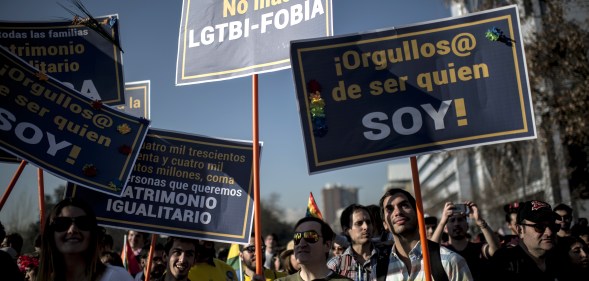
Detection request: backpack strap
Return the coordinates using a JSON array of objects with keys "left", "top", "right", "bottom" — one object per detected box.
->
[
  {"left": 427, "top": 240, "right": 449, "bottom": 281},
  {"left": 376, "top": 244, "right": 391, "bottom": 281}
]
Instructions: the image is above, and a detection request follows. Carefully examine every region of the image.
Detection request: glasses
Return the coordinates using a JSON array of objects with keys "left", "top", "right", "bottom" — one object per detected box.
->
[
  {"left": 293, "top": 230, "right": 321, "bottom": 245},
  {"left": 243, "top": 245, "right": 266, "bottom": 253},
  {"left": 51, "top": 216, "right": 93, "bottom": 232},
  {"left": 556, "top": 215, "right": 572, "bottom": 222},
  {"left": 519, "top": 223, "right": 561, "bottom": 234}
]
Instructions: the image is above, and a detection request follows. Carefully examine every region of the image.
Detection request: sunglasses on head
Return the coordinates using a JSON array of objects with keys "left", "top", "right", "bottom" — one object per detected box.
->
[
  {"left": 51, "top": 216, "right": 93, "bottom": 232},
  {"left": 519, "top": 222, "right": 561, "bottom": 234},
  {"left": 243, "top": 245, "right": 266, "bottom": 253},
  {"left": 293, "top": 230, "right": 321, "bottom": 245}
]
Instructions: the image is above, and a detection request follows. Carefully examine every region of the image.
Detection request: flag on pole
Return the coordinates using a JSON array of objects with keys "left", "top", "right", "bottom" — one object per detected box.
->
[
  {"left": 120, "top": 235, "right": 141, "bottom": 275},
  {"left": 226, "top": 243, "right": 243, "bottom": 281},
  {"left": 306, "top": 192, "right": 324, "bottom": 220}
]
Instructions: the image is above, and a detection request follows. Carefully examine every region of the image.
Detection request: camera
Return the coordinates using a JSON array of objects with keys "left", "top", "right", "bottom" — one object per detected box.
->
[{"left": 453, "top": 204, "right": 469, "bottom": 215}]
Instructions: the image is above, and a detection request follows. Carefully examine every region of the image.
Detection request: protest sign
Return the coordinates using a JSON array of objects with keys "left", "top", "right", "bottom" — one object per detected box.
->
[
  {"left": 116, "top": 80, "right": 150, "bottom": 118},
  {"left": 0, "top": 46, "right": 149, "bottom": 196},
  {"left": 66, "top": 128, "right": 257, "bottom": 244},
  {"left": 290, "top": 5, "right": 535, "bottom": 173},
  {"left": 176, "top": 0, "right": 333, "bottom": 85},
  {"left": 0, "top": 16, "right": 125, "bottom": 105},
  {"left": 0, "top": 150, "right": 19, "bottom": 163}
]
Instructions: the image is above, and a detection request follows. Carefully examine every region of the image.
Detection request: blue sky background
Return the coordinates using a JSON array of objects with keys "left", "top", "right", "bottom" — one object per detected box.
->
[{"left": 0, "top": 0, "right": 451, "bottom": 227}]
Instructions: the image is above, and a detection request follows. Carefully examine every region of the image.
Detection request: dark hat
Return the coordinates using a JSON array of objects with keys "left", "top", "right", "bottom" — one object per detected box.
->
[
  {"left": 424, "top": 216, "right": 438, "bottom": 225},
  {"left": 517, "top": 200, "right": 558, "bottom": 223}
]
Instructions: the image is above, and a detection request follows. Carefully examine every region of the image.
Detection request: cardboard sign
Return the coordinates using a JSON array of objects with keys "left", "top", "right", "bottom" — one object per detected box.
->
[
  {"left": 290, "top": 6, "right": 535, "bottom": 173},
  {"left": 116, "top": 81, "right": 150, "bottom": 119}
]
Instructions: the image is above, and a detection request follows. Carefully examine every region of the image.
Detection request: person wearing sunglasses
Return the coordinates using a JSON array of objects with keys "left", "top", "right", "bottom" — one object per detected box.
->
[
  {"left": 553, "top": 203, "right": 574, "bottom": 239},
  {"left": 489, "top": 200, "right": 560, "bottom": 281},
  {"left": 276, "top": 216, "right": 352, "bottom": 281},
  {"left": 240, "top": 233, "right": 286, "bottom": 281},
  {"left": 38, "top": 197, "right": 133, "bottom": 281},
  {"left": 377, "top": 188, "right": 473, "bottom": 281}
]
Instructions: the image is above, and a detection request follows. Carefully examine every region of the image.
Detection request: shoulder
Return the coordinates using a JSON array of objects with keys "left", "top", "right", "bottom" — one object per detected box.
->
[
  {"left": 265, "top": 268, "right": 287, "bottom": 278},
  {"left": 213, "top": 258, "right": 238, "bottom": 280},
  {"left": 99, "top": 264, "right": 134, "bottom": 281},
  {"left": 327, "top": 254, "right": 343, "bottom": 268},
  {"left": 275, "top": 272, "right": 301, "bottom": 281}
]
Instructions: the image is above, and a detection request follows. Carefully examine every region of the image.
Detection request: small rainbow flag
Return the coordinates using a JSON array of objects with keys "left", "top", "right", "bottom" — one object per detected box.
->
[{"left": 306, "top": 192, "right": 323, "bottom": 220}]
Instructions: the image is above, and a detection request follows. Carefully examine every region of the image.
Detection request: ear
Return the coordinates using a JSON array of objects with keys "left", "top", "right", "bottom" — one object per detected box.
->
[{"left": 517, "top": 225, "right": 523, "bottom": 235}]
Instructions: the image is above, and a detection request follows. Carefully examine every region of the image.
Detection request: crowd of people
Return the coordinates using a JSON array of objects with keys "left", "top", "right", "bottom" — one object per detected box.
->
[{"left": 1, "top": 188, "right": 588, "bottom": 280}]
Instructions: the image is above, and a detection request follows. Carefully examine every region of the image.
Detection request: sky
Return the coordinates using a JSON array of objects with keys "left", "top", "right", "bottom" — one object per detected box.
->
[{"left": 0, "top": 0, "right": 451, "bottom": 228}]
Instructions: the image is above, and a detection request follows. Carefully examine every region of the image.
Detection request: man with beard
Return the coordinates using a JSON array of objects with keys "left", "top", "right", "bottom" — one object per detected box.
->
[
  {"left": 187, "top": 240, "right": 237, "bottom": 281},
  {"left": 377, "top": 188, "right": 473, "bottom": 281},
  {"left": 489, "top": 200, "right": 561, "bottom": 281},
  {"left": 327, "top": 204, "right": 378, "bottom": 280},
  {"left": 240, "top": 233, "right": 286, "bottom": 281},
  {"left": 158, "top": 237, "right": 197, "bottom": 281},
  {"left": 431, "top": 201, "right": 500, "bottom": 281},
  {"left": 135, "top": 243, "right": 166, "bottom": 281}
]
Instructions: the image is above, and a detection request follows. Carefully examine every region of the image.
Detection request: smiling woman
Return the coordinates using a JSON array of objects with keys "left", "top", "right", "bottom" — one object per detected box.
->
[{"left": 38, "top": 198, "right": 133, "bottom": 281}]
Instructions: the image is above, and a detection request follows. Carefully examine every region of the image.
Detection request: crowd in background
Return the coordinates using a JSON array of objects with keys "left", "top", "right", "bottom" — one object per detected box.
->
[{"left": 0, "top": 189, "right": 588, "bottom": 280}]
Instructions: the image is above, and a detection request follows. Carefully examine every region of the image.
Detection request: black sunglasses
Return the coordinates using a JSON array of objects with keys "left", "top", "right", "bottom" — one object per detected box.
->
[
  {"left": 51, "top": 216, "right": 93, "bottom": 232},
  {"left": 243, "top": 245, "right": 266, "bottom": 253},
  {"left": 293, "top": 230, "right": 321, "bottom": 245},
  {"left": 519, "top": 223, "right": 561, "bottom": 234}
]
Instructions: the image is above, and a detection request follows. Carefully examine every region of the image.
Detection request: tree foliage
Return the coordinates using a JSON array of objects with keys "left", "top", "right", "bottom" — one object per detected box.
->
[{"left": 471, "top": 1, "right": 589, "bottom": 201}]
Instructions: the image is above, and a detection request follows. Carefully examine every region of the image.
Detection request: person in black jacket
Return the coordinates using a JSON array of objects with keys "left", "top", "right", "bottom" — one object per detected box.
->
[{"left": 489, "top": 200, "right": 560, "bottom": 281}]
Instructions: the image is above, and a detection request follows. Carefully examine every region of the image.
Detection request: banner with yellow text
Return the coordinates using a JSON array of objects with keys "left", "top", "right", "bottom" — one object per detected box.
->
[
  {"left": 290, "top": 5, "right": 535, "bottom": 173},
  {"left": 66, "top": 128, "right": 258, "bottom": 244},
  {"left": 0, "top": 46, "right": 149, "bottom": 196}
]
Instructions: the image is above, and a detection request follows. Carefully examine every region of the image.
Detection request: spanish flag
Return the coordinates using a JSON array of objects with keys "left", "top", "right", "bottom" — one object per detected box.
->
[
  {"left": 226, "top": 243, "right": 243, "bottom": 281},
  {"left": 306, "top": 192, "right": 323, "bottom": 220}
]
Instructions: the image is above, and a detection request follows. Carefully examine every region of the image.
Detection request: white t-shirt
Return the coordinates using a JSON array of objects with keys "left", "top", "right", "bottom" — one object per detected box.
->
[{"left": 99, "top": 265, "right": 134, "bottom": 281}]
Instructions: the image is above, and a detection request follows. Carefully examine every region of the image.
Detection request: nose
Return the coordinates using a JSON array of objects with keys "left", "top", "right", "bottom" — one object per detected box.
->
[{"left": 66, "top": 222, "right": 78, "bottom": 233}]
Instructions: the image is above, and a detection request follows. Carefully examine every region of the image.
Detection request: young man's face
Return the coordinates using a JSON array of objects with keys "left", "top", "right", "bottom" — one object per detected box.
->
[
  {"left": 347, "top": 209, "right": 373, "bottom": 246},
  {"left": 381, "top": 193, "right": 417, "bottom": 236},
  {"left": 293, "top": 221, "right": 329, "bottom": 265},
  {"left": 167, "top": 240, "right": 196, "bottom": 280},
  {"left": 555, "top": 209, "right": 572, "bottom": 232},
  {"left": 240, "top": 237, "right": 265, "bottom": 272},
  {"left": 128, "top": 231, "right": 144, "bottom": 249},
  {"left": 445, "top": 214, "right": 468, "bottom": 240}
]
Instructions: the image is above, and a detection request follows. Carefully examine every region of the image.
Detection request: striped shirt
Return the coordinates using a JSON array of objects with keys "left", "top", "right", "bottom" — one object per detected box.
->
[
  {"left": 327, "top": 246, "right": 378, "bottom": 281},
  {"left": 371, "top": 241, "right": 473, "bottom": 281}
]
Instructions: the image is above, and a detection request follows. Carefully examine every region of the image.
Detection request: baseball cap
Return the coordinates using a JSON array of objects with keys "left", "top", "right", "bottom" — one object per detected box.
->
[{"left": 517, "top": 200, "right": 558, "bottom": 223}]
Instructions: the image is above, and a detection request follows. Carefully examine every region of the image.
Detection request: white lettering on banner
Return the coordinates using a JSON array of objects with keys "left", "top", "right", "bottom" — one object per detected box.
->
[
  {"left": 362, "top": 100, "right": 453, "bottom": 141},
  {"left": 188, "top": 0, "right": 325, "bottom": 48},
  {"left": 0, "top": 107, "right": 73, "bottom": 156}
]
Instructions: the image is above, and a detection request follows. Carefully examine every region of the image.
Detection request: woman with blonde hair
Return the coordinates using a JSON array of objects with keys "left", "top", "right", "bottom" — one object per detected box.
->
[{"left": 38, "top": 198, "right": 132, "bottom": 281}]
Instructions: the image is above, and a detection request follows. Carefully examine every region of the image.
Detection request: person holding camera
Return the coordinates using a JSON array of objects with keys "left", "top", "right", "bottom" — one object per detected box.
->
[{"left": 431, "top": 201, "right": 500, "bottom": 281}]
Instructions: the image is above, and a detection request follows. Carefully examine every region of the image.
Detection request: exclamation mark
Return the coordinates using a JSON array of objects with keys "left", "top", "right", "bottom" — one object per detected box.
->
[
  {"left": 66, "top": 145, "right": 81, "bottom": 164},
  {"left": 455, "top": 98, "right": 468, "bottom": 126}
]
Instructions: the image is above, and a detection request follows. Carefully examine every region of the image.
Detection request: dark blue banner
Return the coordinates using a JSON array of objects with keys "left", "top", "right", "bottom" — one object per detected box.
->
[
  {"left": 0, "top": 46, "right": 149, "bottom": 196},
  {"left": 116, "top": 81, "right": 150, "bottom": 119},
  {"left": 290, "top": 5, "right": 536, "bottom": 173},
  {"left": 66, "top": 129, "right": 257, "bottom": 244},
  {"left": 176, "top": 0, "right": 333, "bottom": 85},
  {"left": 0, "top": 16, "right": 125, "bottom": 105}
]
